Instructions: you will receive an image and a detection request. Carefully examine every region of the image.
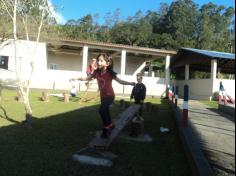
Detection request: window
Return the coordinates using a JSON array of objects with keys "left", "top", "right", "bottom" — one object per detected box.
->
[
  {"left": 0, "top": 56, "right": 9, "bottom": 70},
  {"left": 49, "top": 63, "right": 59, "bottom": 70}
]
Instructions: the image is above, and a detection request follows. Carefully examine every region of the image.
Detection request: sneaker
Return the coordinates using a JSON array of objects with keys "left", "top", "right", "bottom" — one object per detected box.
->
[{"left": 108, "top": 123, "right": 115, "bottom": 130}]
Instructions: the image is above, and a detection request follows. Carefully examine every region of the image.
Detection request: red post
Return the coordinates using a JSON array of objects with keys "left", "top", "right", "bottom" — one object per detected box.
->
[
  {"left": 183, "top": 85, "right": 189, "bottom": 128},
  {"left": 172, "top": 86, "right": 175, "bottom": 103},
  {"left": 175, "top": 86, "right": 179, "bottom": 108},
  {"left": 183, "top": 109, "right": 188, "bottom": 127}
]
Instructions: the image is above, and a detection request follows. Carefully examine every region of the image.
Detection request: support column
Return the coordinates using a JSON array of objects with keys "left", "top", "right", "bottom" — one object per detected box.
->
[
  {"left": 149, "top": 64, "right": 153, "bottom": 77},
  {"left": 211, "top": 59, "right": 217, "bottom": 94},
  {"left": 185, "top": 64, "right": 189, "bottom": 84},
  {"left": 82, "top": 46, "right": 88, "bottom": 75},
  {"left": 121, "top": 49, "right": 126, "bottom": 76},
  {"left": 165, "top": 55, "right": 171, "bottom": 87},
  {"left": 165, "top": 55, "right": 170, "bottom": 97}
]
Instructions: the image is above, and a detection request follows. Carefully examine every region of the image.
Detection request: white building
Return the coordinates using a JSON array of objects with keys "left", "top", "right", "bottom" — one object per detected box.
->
[
  {"left": 0, "top": 39, "right": 176, "bottom": 96},
  {"left": 1, "top": 40, "right": 234, "bottom": 99}
]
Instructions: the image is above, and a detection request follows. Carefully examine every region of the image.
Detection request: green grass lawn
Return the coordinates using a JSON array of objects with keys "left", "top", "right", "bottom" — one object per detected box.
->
[
  {"left": 199, "top": 100, "right": 218, "bottom": 109},
  {"left": 0, "top": 89, "right": 190, "bottom": 176}
]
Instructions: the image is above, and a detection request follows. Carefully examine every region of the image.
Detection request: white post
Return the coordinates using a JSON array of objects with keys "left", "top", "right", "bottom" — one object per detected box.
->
[
  {"left": 211, "top": 59, "right": 217, "bottom": 94},
  {"left": 152, "top": 71, "right": 155, "bottom": 77},
  {"left": 121, "top": 49, "right": 126, "bottom": 76},
  {"left": 185, "top": 64, "right": 189, "bottom": 84},
  {"left": 82, "top": 46, "right": 88, "bottom": 75},
  {"left": 149, "top": 64, "right": 153, "bottom": 77},
  {"left": 165, "top": 55, "right": 171, "bottom": 87}
]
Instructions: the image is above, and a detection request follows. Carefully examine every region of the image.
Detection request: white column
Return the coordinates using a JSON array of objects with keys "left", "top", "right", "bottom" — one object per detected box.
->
[
  {"left": 82, "top": 45, "right": 88, "bottom": 75},
  {"left": 211, "top": 59, "right": 217, "bottom": 93},
  {"left": 185, "top": 64, "right": 189, "bottom": 83},
  {"left": 121, "top": 49, "right": 126, "bottom": 76},
  {"left": 149, "top": 64, "right": 153, "bottom": 77},
  {"left": 152, "top": 71, "right": 155, "bottom": 77},
  {"left": 165, "top": 55, "right": 171, "bottom": 87}
]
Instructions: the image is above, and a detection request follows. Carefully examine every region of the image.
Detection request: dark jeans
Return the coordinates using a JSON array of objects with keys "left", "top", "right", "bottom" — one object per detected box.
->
[
  {"left": 99, "top": 96, "right": 114, "bottom": 127},
  {"left": 135, "top": 99, "right": 143, "bottom": 116}
]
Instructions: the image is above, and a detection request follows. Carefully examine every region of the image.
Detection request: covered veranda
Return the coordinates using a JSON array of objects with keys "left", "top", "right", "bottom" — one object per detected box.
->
[
  {"left": 170, "top": 48, "right": 235, "bottom": 100},
  {"left": 44, "top": 39, "right": 177, "bottom": 96}
]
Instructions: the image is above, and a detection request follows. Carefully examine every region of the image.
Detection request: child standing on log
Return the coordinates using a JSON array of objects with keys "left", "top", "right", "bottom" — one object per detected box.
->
[
  {"left": 131, "top": 73, "right": 146, "bottom": 119},
  {"left": 70, "top": 53, "right": 135, "bottom": 138}
]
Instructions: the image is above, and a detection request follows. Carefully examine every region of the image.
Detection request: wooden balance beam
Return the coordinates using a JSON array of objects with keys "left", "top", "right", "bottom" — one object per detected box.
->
[{"left": 89, "top": 104, "right": 141, "bottom": 150}]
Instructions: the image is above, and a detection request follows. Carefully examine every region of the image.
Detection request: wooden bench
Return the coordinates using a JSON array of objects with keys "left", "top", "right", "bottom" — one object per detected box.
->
[{"left": 89, "top": 104, "right": 141, "bottom": 150}]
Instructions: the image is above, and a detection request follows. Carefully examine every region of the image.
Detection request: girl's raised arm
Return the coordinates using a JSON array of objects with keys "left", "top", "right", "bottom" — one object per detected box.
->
[
  {"left": 115, "top": 77, "right": 135, "bottom": 86},
  {"left": 70, "top": 74, "right": 93, "bottom": 82}
]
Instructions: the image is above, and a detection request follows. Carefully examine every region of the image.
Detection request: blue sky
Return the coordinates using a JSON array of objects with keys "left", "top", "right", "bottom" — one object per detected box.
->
[{"left": 51, "top": 0, "right": 235, "bottom": 24}]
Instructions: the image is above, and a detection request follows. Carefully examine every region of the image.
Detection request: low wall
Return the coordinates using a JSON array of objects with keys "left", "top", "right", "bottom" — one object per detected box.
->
[
  {"left": 30, "top": 70, "right": 166, "bottom": 96},
  {"left": 172, "top": 79, "right": 212, "bottom": 100}
]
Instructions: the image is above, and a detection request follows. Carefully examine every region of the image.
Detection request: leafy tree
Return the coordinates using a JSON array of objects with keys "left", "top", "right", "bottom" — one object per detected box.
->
[
  {"left": 0, "top": 0, "right": 55, "bottom": 127},
  {"left": 162, "top": 0, "right": 198, "bottom": 49},
  {"left": 111, "top": 11, "right": 152, "bottom": 46},
  {"left": 196, "top": 3, "right": 235, "bottom": 52}
]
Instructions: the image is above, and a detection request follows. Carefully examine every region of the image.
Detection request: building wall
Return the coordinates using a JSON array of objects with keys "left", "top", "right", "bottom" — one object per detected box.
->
[
  {"left": 112, "top": 55, "right": 145, "bottom": 75},
  {"left": 2, "top": 40, "right": 234, "bottom": 99},
  {"left": 31, "top": 70, "right": 83, "bottom": 90},
  {"left": 172, "top": 78, "right": 235, "bottom": 100},
  {"left": 113, "top": 75, "right": 166, "bottom": 96},
  {"left": 0, "top": 40, "right": 47, "bottom": 81},
  {"left": 172, "top": 79, "right": 213, "bottom": 99},
  {"left": 125, "top": 55, "right": 146, "bottom": 75},
  {"left": 47, "top": 52, "right": 82, "bottom": 71}
]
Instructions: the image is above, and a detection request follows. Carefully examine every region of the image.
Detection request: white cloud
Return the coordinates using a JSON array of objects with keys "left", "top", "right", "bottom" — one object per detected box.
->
[{"left": 47, "top": 0, "right": 66, "bottom": 24}]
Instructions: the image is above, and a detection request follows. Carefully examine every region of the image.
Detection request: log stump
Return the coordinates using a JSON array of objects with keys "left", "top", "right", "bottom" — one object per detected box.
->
[
  {"left": 16, "top": 91, "right": 23, "bottom": 102},
  {"left": 120, "top": 99, "right": 125, "bottom": 109},
  {"left": 41, "top": 91, "right": 49, "bottom": 102},
  {"left": 145, "top": 102, "right": 152, "bottom": 113},
  {"left": 130, "top": 117, "right": 144, "bottom": 137},
  {"left": 125, "top": 101, "right": 130, "bottom": 108},
  {"left": 63, "top": 93, "right": 70, "bottom": 103}
]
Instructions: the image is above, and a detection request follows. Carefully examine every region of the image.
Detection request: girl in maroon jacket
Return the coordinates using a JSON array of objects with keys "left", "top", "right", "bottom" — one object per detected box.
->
[{"left": 71, "top": 53, "right": 135, "bottom": 138}]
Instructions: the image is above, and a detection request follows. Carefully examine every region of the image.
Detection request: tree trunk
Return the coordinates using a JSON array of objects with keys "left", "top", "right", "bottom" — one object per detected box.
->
[
  {"left": 0, "top": 87, "right": 2, "bottom": 101},
  {"left": 20, "top": 89, "right": 33, "bottom": 128}
]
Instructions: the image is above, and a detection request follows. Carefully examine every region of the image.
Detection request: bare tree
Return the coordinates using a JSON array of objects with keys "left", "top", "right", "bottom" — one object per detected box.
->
[{"left": 0, "top": 0, "right": 54, "bottom": 127}]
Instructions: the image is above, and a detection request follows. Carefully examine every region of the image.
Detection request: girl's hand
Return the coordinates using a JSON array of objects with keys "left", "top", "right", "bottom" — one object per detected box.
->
[{"left": 131, "top": 82, "right": 136, "bottom": 86}]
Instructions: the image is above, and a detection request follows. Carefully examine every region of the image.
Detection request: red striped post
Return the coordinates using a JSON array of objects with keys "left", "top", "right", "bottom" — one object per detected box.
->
[
  {"left": 169, "top": 85, "right": 172, "bottom": 100},
  {"left": 166, "top": 85, "right": 169, "bottom": 98},
  {"left": 172, "top": 86, "right": 175, "bottom": 103},
  {"left": 183, "top": 85, "right": 189, "bottom": 127},
  {"left": 175, "top": 86, "right": 179, "bottom": 107}
]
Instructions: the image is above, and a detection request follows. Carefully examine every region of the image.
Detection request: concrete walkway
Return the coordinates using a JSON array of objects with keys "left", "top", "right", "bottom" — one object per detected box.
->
[{"left": 177, "top": 99, "right": 235, "bottom": 176}]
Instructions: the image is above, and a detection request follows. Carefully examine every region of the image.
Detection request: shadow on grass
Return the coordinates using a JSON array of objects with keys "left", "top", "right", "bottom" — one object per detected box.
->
[
  {"left": 0, "top": 100, "right": 190, "bottom": 176},
  {"left": 0, "top": 105, "right": 20, "bottom": 124}
]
